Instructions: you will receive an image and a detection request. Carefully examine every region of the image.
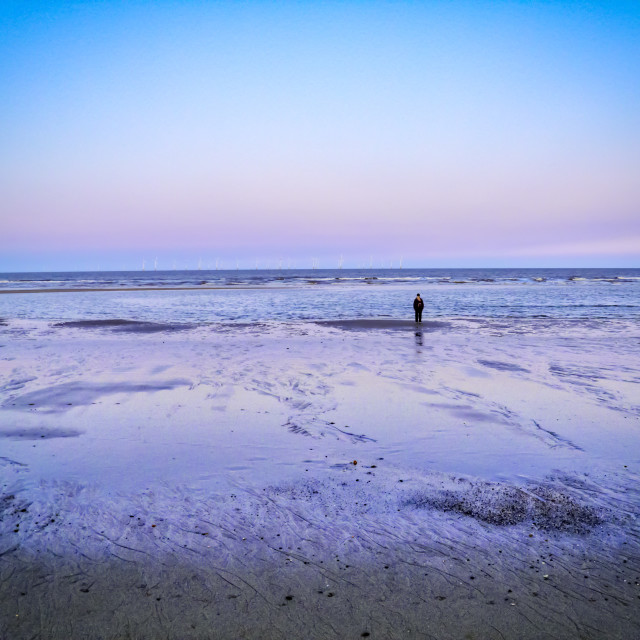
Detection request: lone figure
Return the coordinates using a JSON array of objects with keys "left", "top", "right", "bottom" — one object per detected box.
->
[{"left": 413, "top": 293, "right": 424, "bottom": 323}]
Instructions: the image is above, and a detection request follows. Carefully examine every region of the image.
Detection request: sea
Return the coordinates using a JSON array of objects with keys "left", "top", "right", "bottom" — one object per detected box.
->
[{"left": 0, "top": 268, "right": 638, "bottom": 324}]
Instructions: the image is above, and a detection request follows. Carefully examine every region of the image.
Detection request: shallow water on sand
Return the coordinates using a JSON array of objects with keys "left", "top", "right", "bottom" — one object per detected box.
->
[{"left": 1, "top": 319, "right": 638, "bottom": 494}]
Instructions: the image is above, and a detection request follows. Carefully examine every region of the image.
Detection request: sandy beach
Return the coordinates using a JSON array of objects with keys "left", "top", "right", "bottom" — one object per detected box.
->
[{"left": 1, "top": 315, "right": 639, "bottom": 639}]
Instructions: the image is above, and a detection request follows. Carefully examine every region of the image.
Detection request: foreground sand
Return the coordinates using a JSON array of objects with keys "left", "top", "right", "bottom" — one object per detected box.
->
[{"left": 0, "top": 317, "right": 639, "bottom": 639}]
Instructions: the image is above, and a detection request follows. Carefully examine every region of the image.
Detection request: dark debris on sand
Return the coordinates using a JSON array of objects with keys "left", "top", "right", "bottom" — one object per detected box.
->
[{"left": 405, "top": 481, "right": 606, "bottom": 533}]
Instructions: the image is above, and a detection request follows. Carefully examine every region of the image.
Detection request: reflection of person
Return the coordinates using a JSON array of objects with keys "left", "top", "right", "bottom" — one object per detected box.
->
[{"left": 413, "top": 293, "right": 424, "bottom": 323}]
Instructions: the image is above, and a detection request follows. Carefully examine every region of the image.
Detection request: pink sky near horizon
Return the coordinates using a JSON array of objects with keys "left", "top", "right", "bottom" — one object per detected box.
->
[{"left": 1, "top": 2, "right": 639, "bottom": 269}]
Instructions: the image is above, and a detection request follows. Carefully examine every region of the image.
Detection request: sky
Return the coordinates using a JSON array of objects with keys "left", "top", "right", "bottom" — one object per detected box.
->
[{"left": 1, "top": 0, "right": 639, "bottom": 270}]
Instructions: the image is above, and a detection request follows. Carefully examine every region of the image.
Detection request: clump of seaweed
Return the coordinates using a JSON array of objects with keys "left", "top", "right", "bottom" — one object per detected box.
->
[{"left": 406, "top": 482, "right": 604, "bottom": 534}]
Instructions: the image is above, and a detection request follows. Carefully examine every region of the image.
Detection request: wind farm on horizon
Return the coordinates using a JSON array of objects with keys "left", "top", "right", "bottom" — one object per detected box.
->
[{"left": 135, "top": 255, "right": 406, "bottom": 272}]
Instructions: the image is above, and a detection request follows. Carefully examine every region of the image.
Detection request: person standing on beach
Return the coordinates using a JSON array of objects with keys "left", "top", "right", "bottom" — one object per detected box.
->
[{"left": 413, "top": 293, "right": 424, "bottom": 323}]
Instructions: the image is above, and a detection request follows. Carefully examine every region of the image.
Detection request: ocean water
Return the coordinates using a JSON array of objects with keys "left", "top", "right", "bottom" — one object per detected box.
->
[{"left": 0, "top": 267, "right": 638, "bottom": 324}]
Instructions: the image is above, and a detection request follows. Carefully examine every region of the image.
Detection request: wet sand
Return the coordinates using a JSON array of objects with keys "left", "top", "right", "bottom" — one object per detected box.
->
[{"left": 0, "top": 318, "right": 639, "bottom": 639}]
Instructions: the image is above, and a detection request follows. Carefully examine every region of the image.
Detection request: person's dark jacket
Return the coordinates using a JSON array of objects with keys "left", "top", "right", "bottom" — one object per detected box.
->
[{"left": 413, "top": 297, "right": 424, "bottom": 311}]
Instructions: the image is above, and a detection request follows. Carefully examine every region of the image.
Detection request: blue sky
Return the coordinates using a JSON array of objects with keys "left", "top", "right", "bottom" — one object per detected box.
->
[{"left": 1, "top": 1, "right": 639, "bottom": 270}]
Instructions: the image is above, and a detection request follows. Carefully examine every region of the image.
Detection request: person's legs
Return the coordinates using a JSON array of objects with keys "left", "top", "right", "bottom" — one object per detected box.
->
[
  {"left": 415, "top": 309, "right": 419, "bottom": 322},
  {"left": 418, "top": 309, "right": 422, "bottom": 322}
]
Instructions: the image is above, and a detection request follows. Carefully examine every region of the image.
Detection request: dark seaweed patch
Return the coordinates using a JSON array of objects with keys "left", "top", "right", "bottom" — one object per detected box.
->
[{"left": 406, "top": 483, "right": 604, "bottom": 533}]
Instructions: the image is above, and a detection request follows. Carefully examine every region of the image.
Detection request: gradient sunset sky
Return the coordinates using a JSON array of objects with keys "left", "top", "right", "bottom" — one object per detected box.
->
[{"left": 1, "top": 1, "right": 639, "bottom": 270}]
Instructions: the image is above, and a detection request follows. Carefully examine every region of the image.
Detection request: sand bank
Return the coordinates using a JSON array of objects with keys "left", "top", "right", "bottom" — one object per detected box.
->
[
  {"left": 316, "top": 318, "right": 450, "bottom": 331},
  {"left": 53, "top": 318, "right": 197, "bottom": 333}
]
